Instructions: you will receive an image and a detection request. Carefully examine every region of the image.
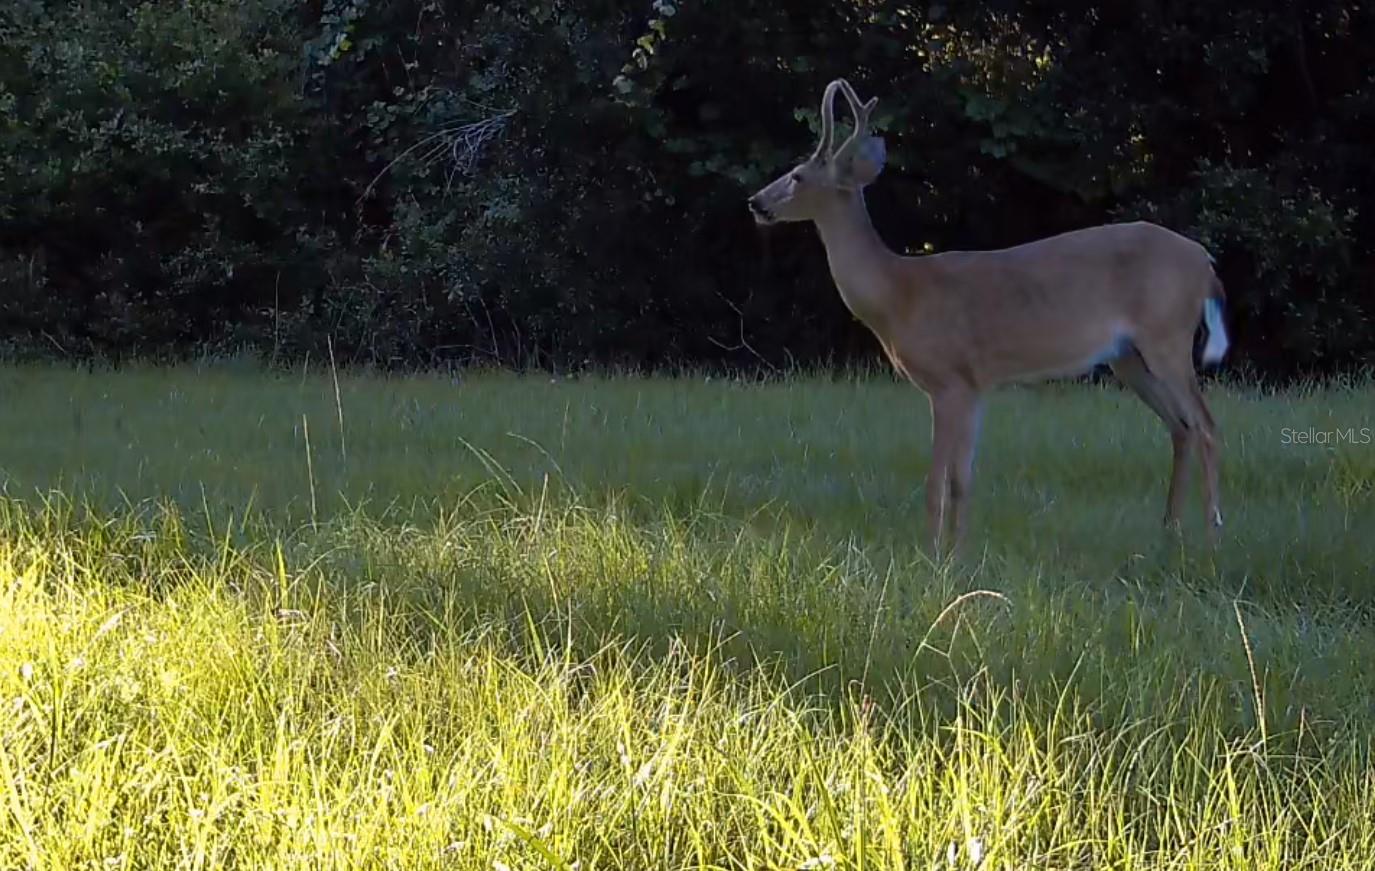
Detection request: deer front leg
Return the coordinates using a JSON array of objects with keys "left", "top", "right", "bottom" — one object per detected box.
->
[
  {"left": 946, "top": 394, "right": 984, "bottom": 551},
  {"left": 923, "top": 455, "right": 950, "bottom": 558},
  {"left": 925, "top": 387, "right": 981, "bottom": 558}
]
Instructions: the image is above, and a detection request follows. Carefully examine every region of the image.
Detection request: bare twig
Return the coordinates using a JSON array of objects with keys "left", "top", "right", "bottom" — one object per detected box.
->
[
  {"left": 358, "top": 109, "right": 517, "bottom": 204},
  {"left": 708, "top": 291, "right": 777, "bottom": 372},
  {"left": 327, "top": 335, "right": 346, "bottom": 464}
]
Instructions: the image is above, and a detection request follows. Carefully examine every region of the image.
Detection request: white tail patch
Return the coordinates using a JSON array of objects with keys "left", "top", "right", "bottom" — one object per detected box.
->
[{"left": 1201, "top": 297, "right": 1228, "bottom": 364}]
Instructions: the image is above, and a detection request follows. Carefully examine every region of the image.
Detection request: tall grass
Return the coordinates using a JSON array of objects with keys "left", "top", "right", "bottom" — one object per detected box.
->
[{"left": 1, "top": 362, "right": 1374, "bottom": 868}]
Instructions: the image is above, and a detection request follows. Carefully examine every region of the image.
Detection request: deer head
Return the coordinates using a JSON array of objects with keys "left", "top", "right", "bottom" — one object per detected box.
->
[{"left": 747, "top": 79, "right": 887, "bottom": 225}]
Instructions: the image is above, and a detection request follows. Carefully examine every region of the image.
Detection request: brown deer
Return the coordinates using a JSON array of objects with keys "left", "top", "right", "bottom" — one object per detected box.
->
[{"left": 747, "top": 78, "right": 1228, "bottom": 556}]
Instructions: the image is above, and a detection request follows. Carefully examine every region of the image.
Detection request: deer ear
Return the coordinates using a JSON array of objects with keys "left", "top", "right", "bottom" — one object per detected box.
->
[{"left": 836, "top": 136, "right": 886, "bottom": 188}]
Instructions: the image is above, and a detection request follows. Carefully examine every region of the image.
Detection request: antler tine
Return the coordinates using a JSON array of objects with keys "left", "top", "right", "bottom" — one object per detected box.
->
[
  {"left": 834, "top": 79, "right": 877, "bottom": 157},
  {"left": 813, "top": 80, "right": 842, "bottom": 160},
  {"left": 836, "top": 78, "right": 863, "bottom": 115}
]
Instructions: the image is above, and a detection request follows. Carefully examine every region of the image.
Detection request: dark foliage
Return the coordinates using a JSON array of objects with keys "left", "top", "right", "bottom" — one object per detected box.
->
[{"left": 2, "top": 0, "right": 1372, "bottom": 378}]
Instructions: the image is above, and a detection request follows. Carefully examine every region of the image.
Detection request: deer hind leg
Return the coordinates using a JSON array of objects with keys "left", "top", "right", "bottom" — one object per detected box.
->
[
  {"left": 1186, "top": 377, "right": 1222, "bottom": 535},
  {"left": 1109, "top": 345, "right": 1197, "bottom": 529},
  {"left": 1147, "top": 347, "right": 1222, "bottom": 538},
  {"left": 1116, "top": 341, "right": 1222, "bottom": 538}
]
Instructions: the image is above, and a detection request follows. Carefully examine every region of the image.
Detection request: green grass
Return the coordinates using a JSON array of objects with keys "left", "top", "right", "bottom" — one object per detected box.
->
[{"left": 2, "top": 361, "right": 1374, "bottom": 868}]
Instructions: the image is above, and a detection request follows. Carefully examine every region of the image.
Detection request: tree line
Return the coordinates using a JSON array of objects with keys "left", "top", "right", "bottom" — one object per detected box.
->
[{"left": 2, "top": 1, "right": 1371, "bottom": 380}]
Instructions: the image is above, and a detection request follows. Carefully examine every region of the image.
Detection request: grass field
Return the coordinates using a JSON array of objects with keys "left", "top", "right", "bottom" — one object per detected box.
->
[{"left": 2, "top": 361, "right": 1375, "bottom": 869}]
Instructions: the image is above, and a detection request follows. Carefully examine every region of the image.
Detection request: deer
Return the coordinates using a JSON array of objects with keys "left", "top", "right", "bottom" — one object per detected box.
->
[{"left": 747, "top": 78, "right": 1229, "bottom": 557}]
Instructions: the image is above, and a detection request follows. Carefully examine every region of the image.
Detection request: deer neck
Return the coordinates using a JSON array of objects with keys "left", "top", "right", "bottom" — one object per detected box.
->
[{"left": 810, "top": 189, "right": 902, "bottom": 326}]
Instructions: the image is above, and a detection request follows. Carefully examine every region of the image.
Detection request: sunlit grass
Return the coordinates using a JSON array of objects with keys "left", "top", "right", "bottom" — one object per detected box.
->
[{"left": 1, "top": 362, "right": 1374, "bottom": 867}]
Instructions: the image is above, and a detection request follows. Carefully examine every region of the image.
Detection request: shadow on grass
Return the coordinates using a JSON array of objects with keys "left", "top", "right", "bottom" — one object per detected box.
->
[{"left": 8, "top": 482, "right": 1375, "bottom": 759}]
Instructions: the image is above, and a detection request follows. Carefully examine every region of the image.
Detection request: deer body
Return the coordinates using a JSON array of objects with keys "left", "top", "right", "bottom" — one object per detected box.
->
[
  {"left": 864, "top": 220, "right": 1217, "bottom": 390},
  {"left": 749, "top": 79, "right": 1226, "bottom": 556}
]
